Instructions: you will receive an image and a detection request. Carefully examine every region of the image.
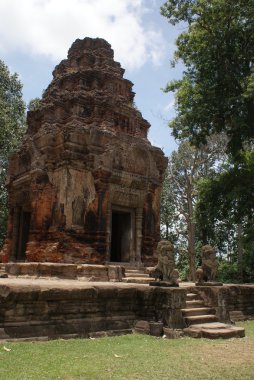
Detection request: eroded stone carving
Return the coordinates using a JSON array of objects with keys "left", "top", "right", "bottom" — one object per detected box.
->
[
  {"left": 196, "top": 244, "right": 219, "bottom": 284},
  {"left": 150, "top": 240, "right": 179, "bottom": 286}
]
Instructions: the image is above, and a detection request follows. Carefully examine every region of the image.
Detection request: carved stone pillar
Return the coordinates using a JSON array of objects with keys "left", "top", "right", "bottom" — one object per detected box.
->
[
  {"left": 135, "top": 207, "right": 143, "bottom": 266},
  {"left": 105, "top": 202, "right": 112, "bottom": 262},
  {"left": 10, "top": 207, "right": 21, "bottom": 261},
  {"left": 129, "top": 208, "right": 136, "bottom": 264}
]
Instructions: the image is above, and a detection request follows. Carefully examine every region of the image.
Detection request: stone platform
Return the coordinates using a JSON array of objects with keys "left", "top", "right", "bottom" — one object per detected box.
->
[
  {"left": 0, "top": 278, "right": 186, "bottom": 341},
  {"left": 0, "top": 270, "right": 253, "bottom": 341},
  {"left": 3, "top": 262, "right": 124, "bottom": 282}
]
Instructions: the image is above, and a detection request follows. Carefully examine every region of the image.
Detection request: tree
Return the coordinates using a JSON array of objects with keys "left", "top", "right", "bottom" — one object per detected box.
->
[
  {"left": 160, "top": 169, "right": 177, "bottom": 241},
  {"left": 0, "top": 60, "right": 26, "bottom": 247},
  {"left": 195, "top": 150, "right": 254, "bottom": 281},
  {"left": 161, "top": 0, "right": 254, "bottom": 158},
  {"left": 161, "top": 0, "right": 254, "bottom": 282},
  {"left": 28, "top": 97, "right": 41, "bottom": 111},
  {"left": 161, "top": 136, "right": 226, "bottom": 280}
]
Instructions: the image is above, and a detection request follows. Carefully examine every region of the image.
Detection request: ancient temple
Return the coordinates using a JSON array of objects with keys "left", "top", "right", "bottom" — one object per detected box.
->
[{"left": 0, "top": 38, "right": 167, "bottom": 266}]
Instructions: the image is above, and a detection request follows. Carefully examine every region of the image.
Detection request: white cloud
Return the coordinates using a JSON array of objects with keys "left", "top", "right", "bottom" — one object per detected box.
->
[{"left": 0, "top": 0, "right": 165, "bottom": 70}]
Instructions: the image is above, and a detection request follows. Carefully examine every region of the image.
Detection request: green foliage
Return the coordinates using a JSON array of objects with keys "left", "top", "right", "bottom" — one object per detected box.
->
[
  {"left": 0, "top": 61, "right": 26, "bottom": 155},
  {"left": 160, "top": 170, "right": 174, "bottom": 240},
  {"left": 0, "top": 170, "right": 8, "bottom": 247},
  {"left": 217, "top": 261, "right": 238, "bottom": 283},
  {"left": 161, "top": 137, "right": 226, "bottom": 280},
  {"left": 195, "top": 150, "right": 254, "bottom": 282},
  {"left": 217, "top": 256, "right": 254, "bottom": 284},
  {"left": 162, "top": 0, "right": 254, "bottom": 283},
  {"left": 28, "top": 97, "right": 41, "bottom": 111},
  {"left": 174, "top": 243, "right": 190, "bottom": 281},
  {"left": 196, "top": 151, "right": 254, "bottom": 236},
  {"left": 161, "top": 0, "right": 254, "bottom": 157},
  {"left": 242, "top": 219, "right": 254, "bottom": 281},
  {"left": 0, "top": 60, "right": 26, "bottom": 247}
]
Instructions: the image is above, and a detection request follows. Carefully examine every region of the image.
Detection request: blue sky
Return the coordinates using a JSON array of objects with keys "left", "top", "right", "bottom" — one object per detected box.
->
[{"left": 0, "top": 0, "right": 184, "bottom": 156}]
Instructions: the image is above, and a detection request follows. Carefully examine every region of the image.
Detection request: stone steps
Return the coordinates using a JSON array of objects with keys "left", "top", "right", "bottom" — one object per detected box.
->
[
  {"left": 122, "top": 277, "right": 151, "bottom": 284},
  {"left": 186, "top": 300, "right": 205, "bottom": 308},
  {"left": 125, "top": 272, "right": 149, "bottom": 278},
  {"left": 184, "top": 322, "right": 245, "bottom": 339},
  {"left": 123, "top": 266, "right": 151, "bottom": 284},
  {"left": 185, "top": 314, "right": 218, "bottom": 325},
  {"left": 0, "top": 265, "right": 8, "bottom": 279},
  {"left": 109, "top": 262, "right": 144, "bottom": 270},
  {"left": 182, "top": 307, "right": 216, "bottom": 317},
  {"left": 183, "top": 292, "right": 245, "bottom": 339},
  {"left": 107, "top": 263, "right": 152, "bottom": 284},
  {"left": 184, "top": 293, "right": 218, "bottom": 326},
  {"left": 125, "top": 269, "right": 146, "bottom": 274},
  {"left": 186, "top": 292, "right": 200, "bottom": 301}
]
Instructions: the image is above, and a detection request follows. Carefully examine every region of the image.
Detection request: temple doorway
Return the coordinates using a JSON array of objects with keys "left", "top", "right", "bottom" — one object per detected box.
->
[
  {"left": 13, "top": 209, "right": 31, "bottom": 261},
  {"left": 110, "top": 209, "right": 132, "bottom": 262}
]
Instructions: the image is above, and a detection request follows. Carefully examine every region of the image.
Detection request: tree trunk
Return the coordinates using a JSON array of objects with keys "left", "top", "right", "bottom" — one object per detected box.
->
[
  {"left": 237, "top": 223, "right": 243, "bottom": 282},
  {"left": 186, "top": 174, "right": 196, "bottom": 281},
  {"left": 187, "top": 222, "right": 196, "bottom": 281},
  {"left": 165, "top": 221, "right": 169, "bottom": 240}
]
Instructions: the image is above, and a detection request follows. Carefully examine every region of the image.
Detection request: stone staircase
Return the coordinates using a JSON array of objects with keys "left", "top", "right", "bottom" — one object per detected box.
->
[
  {"left": 0, "top": 264, "right": 8, "bottom": 278},
  {"left": 183, "top": 292, "right": 245, "bottom": 339},
  {"left": 121, "top": 266, "right": 151, "bottom": 284}
]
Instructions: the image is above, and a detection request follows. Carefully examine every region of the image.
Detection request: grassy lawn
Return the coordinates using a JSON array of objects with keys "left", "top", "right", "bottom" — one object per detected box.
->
[{"left": 0, "top": 321, "right": 253, "bottom": 380}]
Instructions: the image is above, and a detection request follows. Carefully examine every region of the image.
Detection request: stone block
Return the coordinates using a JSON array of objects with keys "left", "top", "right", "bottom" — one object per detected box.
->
[
  {"left": 38, "top": 263, "right": 77, "bottom": 279},
  {"left": 19, "top": 263, "right": 38, "bottom": 276},
  {"left": 229, "top": 311, "right": 247, "bottom": 322},
  {"left": 149, "top": 322, "right": 163, "bottom": 336},
  {"left": 107, "top": 266, "right": 123, "bottom": 282},
  {"left": 88, "top": 331, "right": 107, "bottom": 338},
  {"left": 78, "top": 265, "right": 108, "bottom": 281},
  {"left": 133, "top": 320, "right": 150, "bottom": 334},
  {"left": 163, "top": 327, "right": 184, "bottom": 339},
  {"left": 5, "top": 263, "right": 20, "bottom": 276}
]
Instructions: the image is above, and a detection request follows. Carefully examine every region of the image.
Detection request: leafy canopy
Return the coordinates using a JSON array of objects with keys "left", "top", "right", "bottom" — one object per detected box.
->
[
  {"left": 0, "top": 60, "right": 26, "bottom": 247},
  {"left": 0, "top": 61, "right": 25, "bottom": 156},
  {"left": 161, "top": 0, "right": 254, "bottom": 157}
]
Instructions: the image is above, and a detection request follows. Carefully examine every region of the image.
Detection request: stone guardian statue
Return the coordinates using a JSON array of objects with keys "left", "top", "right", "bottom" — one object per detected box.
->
[
  {"left": 196, "top": 244, "right": 220, "bottom": 285},
  {"left": 150, "top": 240, "right": 179, "bottom": 287}
]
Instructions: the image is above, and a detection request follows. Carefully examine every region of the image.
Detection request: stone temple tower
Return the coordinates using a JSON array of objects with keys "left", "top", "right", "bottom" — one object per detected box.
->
[{"left": 1, "top": 38, "right": 167, "bottom": 266}]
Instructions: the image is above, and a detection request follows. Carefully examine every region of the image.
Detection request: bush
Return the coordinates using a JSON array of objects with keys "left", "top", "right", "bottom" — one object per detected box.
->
[{"left": 217, "top": 261, "right": 238, "bottom": 283}]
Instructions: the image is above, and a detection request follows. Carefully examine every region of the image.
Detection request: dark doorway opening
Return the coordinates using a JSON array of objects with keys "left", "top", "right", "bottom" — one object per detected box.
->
[
  {"left": 110, "top": 210, "right": 131, "bottom": 262},
  {"left": 16, "top": 211, "right": 31, "bottom": 261}
]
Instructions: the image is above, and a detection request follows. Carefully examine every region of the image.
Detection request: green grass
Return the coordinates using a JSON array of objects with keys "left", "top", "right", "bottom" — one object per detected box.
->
[{"left": 0, "top": 321, "right": 254, "bottom": 380}]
